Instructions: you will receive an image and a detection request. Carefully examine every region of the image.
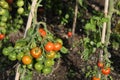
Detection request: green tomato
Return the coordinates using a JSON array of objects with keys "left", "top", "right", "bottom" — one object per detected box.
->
[
  {"left": 2, "top": 48, "right": 9, "bottom": 56},
  {"left": 17, "top": 0, "right": 24, "bottom": 7},
  {"left": 17, "top": 52, "right": 24, "bottom": 61},
  {"left": 18, "top": 19, "right": 23, "bottom": 24},
  {"left": 34, "top": 62, "right": 43, "bottom": 71},
  {"left": 36, "top": 56, "right": 45, "bottom": 63},
  {"left": 2, "top": 2, "right": 9, "bottom": 9},
  {"left": 27, "top": 63, "right": 33, "bottom": 69},
  {"left": 0, "top": 27, "right": 6, "bottom": 34},
  {"left": 1, "top": 16, "right": 8, "bottom": 22},
  {"left": 44, "top": 59, "right": 54, "bottom": 67},
  {"left": 42, "top": 67, "right": 52, "bottom": 75},
  {"left": 0, "top": 8, "right": 6, "bottom": 15},
  {"left": 8, "top": 53, "right": 17, "bottom": 61},
  {"left": 16, "top": 24, "right": 21, "bottom": 29},
  {"left": 0, "top": 22, "right": 6, "bottom": 27},
  {"left": 17, "top": 7, "right": 24, "bottom": 15}
]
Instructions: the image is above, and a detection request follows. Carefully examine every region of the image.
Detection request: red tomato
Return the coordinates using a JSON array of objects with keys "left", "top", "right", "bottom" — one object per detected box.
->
[
  {"left": 6, "top": 0, "right": 13, "bottom": 4},
  {"left": 53, "top": 42, "right": 62, "bottom": 51},
  {"left": 92, "top": 76, "right": 100, "bottom": 80},
  {"left": 39, "top": 28, "right": 46, "bottom": 37},
  {"left": 30, "top": 47, "right": 42, "bottom": 58},
  {"left": 97, "top": 61, "right": 104, "bottom": 68},
  {"left": 67, "top": 32, "right": 72, "bottom": 37},
  {"left": 0, "top": 34, "right": 5, "bottom": 40},
  {"left": 45, "top": 42, "right": 54, "bottom": 52},
  {"left": 101, "top": 67, "right": 111, "bottom": 75}
]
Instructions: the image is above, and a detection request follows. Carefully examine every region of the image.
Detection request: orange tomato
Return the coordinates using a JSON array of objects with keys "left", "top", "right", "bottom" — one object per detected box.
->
[
  {"left": 53, "top": 42, "right": 62, "bottom": 51},
  {"left": 92, "top": 76, "right": 100, "bottom": 80},
  {"left": 30, "top": 47, "right": 42, "bottom": 58},
  {"left": 45, "top": 42, "right": 54, "bottom": 52},
  {"left": 22, "top": 55, "right": 32, "bottom": 65}
]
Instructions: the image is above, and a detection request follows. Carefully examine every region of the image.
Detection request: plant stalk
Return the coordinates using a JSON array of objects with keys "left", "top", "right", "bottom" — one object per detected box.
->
[{"left": 99, "top": 0, "right": 109, "bottom": 78}]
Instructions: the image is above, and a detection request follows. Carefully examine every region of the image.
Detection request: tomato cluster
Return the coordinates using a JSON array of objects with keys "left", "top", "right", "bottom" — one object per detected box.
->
[
  {"left": 1, "top": 24, "right": 68, "bottom": 75},
  {"left": 97, "top": 61, "right": 111, "bottom": 75}
]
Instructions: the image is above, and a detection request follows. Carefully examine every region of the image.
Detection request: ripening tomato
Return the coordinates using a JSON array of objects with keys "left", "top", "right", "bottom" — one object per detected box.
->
[
  {"left": 67, "top": 31, "right": 72, "bottom": 37},
  {"left": 97, "top": 61, "right": 104, "bottom": 68},
  {"left": 45, "top": 42, "right": 54, "bottom": 52},
  {"left": 39, "top": 28, "right": 46, "bottom": 37},
  {"left": 46, "top": 51, "right": 56, "bottom": 59},
  {"left": 92, "top": 76, "right": 100, "bottom": 80},
  {"left": 0, "top": 34, "right": 5, "bottom": 40},
  {"left": 55, "top": 38, "right": 63, "bottom": 45},
  {"left": 22, "top": 55, "right": 32, "bottom": 65},
  {"left": 53, "top": 42, "right": 62, "bottom": 51},
  {"left": 30, "top": 47, "right": 42, "bottom": 58},
  {"left": 101, "top": 67, "right": 111, "bottom": 75}
]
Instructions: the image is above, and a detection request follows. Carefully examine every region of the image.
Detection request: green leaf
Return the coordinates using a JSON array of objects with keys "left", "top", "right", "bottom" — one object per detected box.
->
[
  {"left": 84, "top": 23, "right": 96, "bottom": 32},
  {"left": 60, "top": 46, "right": 68, "bottom": 54},
  {"left": 78, "top": 0, "right": 83, "bottom": 6}
]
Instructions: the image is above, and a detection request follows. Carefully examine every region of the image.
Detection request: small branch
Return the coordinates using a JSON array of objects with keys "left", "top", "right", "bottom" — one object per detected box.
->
[{"left": 24, "top": 0, "right": 38, "bottom": 38}]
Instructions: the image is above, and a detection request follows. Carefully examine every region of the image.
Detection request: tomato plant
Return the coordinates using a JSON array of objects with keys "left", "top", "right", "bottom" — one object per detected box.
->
[
  {"left": 22, "top": 55, "right": 32, "bottom": 65},
  {"left": 30, "top": 47, "right": 42, "bottom": 58}
]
